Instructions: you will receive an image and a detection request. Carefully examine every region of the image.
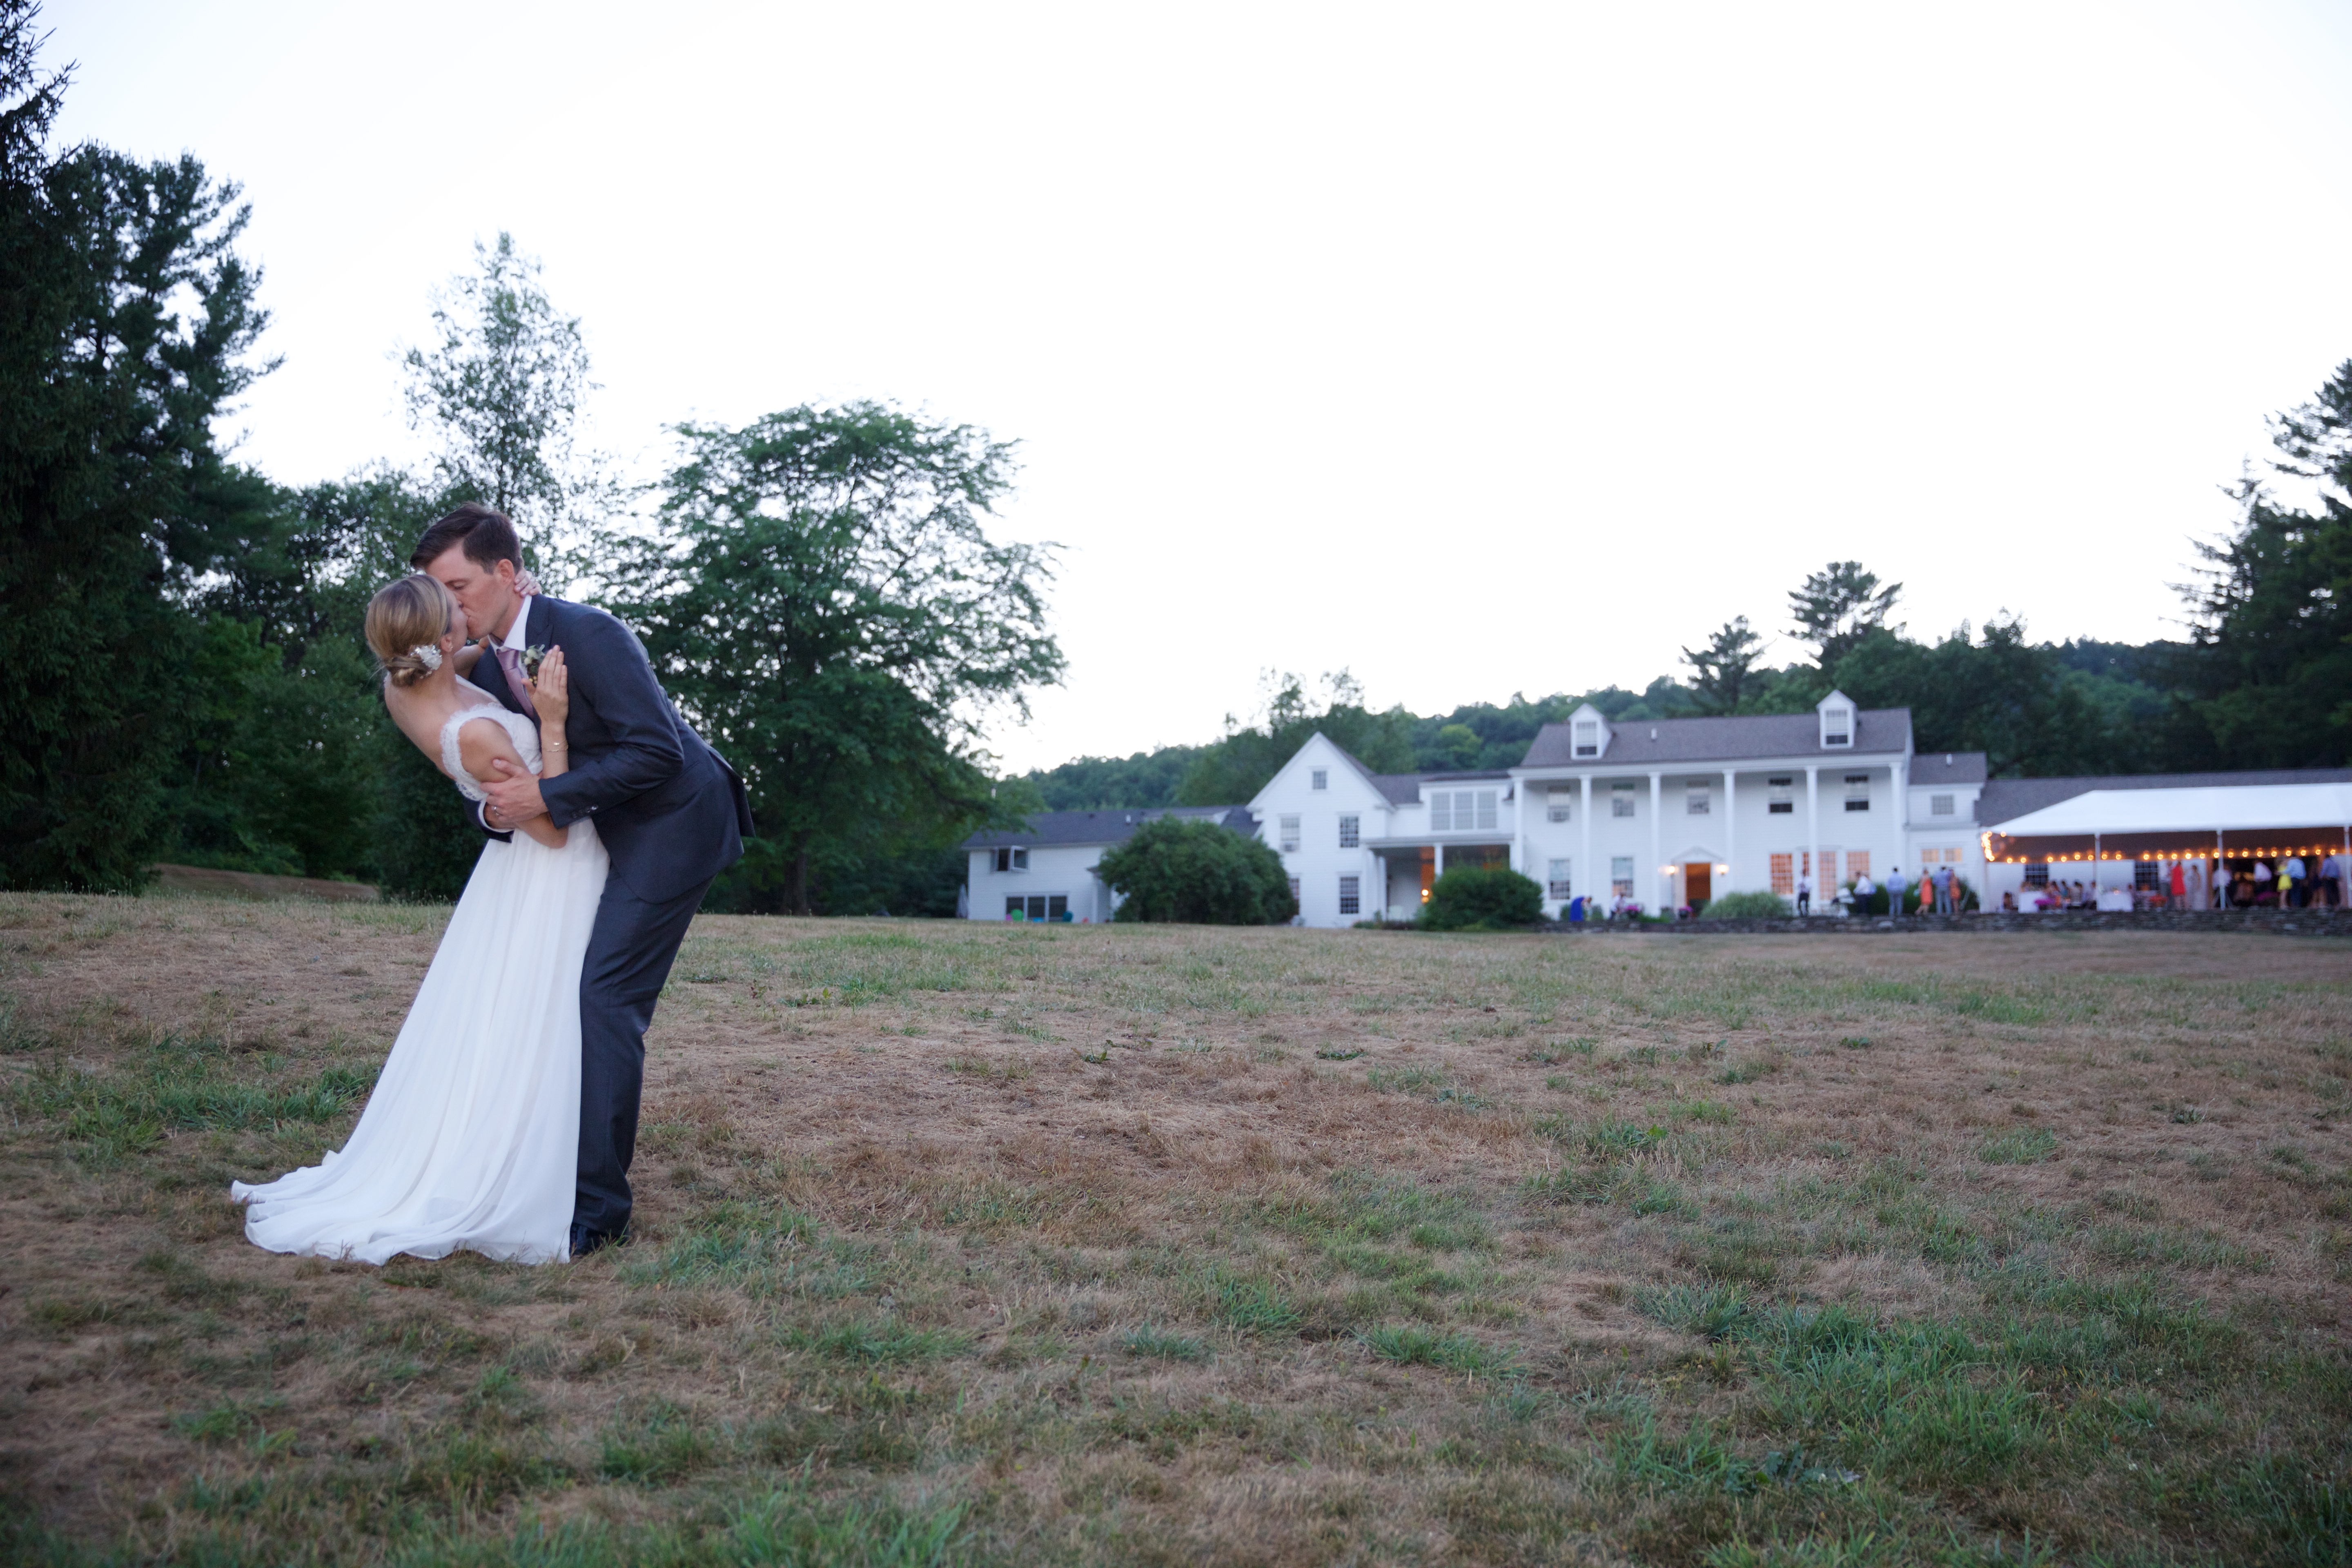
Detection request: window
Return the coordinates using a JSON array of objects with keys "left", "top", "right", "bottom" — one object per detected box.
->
[
  {"left": 1338, "top": 814, "right": 1359, "bottom": 849},
  {"left": 2135, "top": 860, "right": 2160, "bottom": 891},
  {"left": 1770, "top": 852, "right": 1794, "bottom": 895},
  {"left": 1610, "top": 856, "right": 1635, "bottom": 899},
  {"left": 1768, "top": 776, "right": 1793, "bottom": 815},
  {"left": 1310, "top": 768, "right": 1328, "bottom": 791},
  {"left": 1429, "top": 790, "right": 1497, "bottom": 832},
  {"left": 1279, "top": 815, "right": 1300, "bottom": 853},
  {"left": 993, "top": 846, "right": 1029, "bottom": 873},
  {"left": 1843, "top": 773, "right": 1870, "bottom": 812},
  {"left": 1931, "top": 793, "right": 1954, "bottom": 816},
  {"left": 1822, "top": 706, "right": 1852, "bottom": 746},
  {"left": 1004, "top": 894, "right": 1067, "bottom": 921},
  {"left": 2024, "top": 861, "right": 2048, "bottom": 887},
  {"left": 1287, "top": 875, "right": 1300, "bottom": 908},
  {"left": 1338, "top": 875, "right": 1360, "bottom": 916},
  {"left": 1573, "top": 719, "right": 1599, "bottom": 758},
  {"left": 1845, "top": 850, "right": 1870, "bottom": 881},
  {"left": 1547, "top": 786, "right": 1572, "bottom": 824},
  {"left": 1612, "top": 781, "right": 1635, "bottom": 818},
  {"left": 1686, "top": 780, "right": 1710, "bottom": 816},
  {"left": 1547, "top": 858, "right": 1572, "bottom": 899}
]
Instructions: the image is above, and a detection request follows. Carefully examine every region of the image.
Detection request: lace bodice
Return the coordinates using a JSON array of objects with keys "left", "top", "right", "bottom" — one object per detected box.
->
[{"left": 439, "top": 684, "right": 542, "bottom": 803}]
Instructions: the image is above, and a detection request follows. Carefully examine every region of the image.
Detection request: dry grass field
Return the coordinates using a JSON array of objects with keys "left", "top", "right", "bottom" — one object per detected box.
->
[{"left": 2, "top": 893, "right": 2349, "bottom": 1567}]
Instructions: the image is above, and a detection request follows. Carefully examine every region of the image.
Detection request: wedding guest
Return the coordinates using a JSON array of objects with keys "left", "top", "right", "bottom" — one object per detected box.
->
[
  {"left": 2282, "top": 852, "right": 2307, "bottom": 909},
  {"left": 1796, "top": 872, "right": 1812, "bottom": 916},
  {"left": 1887, "top": 866, "right": 1908, "bottom": 915}
]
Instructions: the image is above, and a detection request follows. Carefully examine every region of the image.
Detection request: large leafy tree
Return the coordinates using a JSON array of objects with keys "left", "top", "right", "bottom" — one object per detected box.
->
[
  {"left": 2168, "top": 360, "right": 2352, "bottom": 769},
  {"left": 1788, "top": 561, "right": 1902, "bottom": 667},
  {"left": 1680, "top": 616, "right": 1767, "bottom": 715},
  {"left": 1176, "top": 670, "right": 1414, "bottom": 804},
  {"left": 614, "top": 403, "right": 1064, "bottom": 914},
  {"left": 0, "top": 7, "right": 274, "bottom": 889},
  {"left": 400, "top": 232, "right": 613, "bottom": 589}
]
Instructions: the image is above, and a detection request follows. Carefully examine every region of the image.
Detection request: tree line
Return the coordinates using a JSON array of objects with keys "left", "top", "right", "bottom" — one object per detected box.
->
[
  {"left": 1027, "top": 369, "right": 2351, "bottom": 812},
  {"left": 0, "top": 8, "right": 1056, "bottom": 913},
  {"left": 4, "top": 3, "right": 2343, "bottom": 915}
]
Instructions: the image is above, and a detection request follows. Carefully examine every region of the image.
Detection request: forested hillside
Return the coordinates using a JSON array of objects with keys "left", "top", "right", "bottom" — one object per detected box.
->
[{"left": 2, "top": 3, "right": 2344, "bottom": 913}]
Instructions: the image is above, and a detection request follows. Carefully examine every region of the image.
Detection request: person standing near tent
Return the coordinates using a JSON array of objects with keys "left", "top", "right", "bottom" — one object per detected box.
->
[
  {"left": 1887, "top": 866, "right": 1908, "bottom": 916},
  {"left": 1933, "top": 861, "right": 1956, "bottom": 914},
  {"left": 2282, "top": 852, "right": 2307, "bottom": 908},
  {"left": 1796, "top": 871, "right": 1812, "bottom": 916},
  {"left": 2168, "top": 860, "right": 2187, "bottom": 906}
]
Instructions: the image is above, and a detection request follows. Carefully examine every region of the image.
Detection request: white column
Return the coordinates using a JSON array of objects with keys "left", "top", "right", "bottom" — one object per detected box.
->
[
  {"left": 1723, "top": 766, "right": 1736, "bottom": 891},
  {"left": 1806, "top": 764, "right": 1821, "bottom": 913},
  {"left": 1514, "top": 781, "right": 1528, "bottom": 897},
  {"left": 1580, "top": 774, "right": 1592, "bottom": 908},
  {"left": 1649, "top": 771, "right": 1664, "bottom": 915}
]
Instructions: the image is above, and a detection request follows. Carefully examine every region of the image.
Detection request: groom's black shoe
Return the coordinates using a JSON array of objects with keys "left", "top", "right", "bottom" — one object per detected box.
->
[{"left": 569, "top": 1225, "right": 625, "bottom": 1259}]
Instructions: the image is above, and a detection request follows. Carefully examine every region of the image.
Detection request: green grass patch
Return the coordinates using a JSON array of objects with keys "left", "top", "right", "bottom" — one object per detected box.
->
[
  {"left": 1358, "top": 1325, "right": 1517, "bottom": 1375},
  {"left": 1976, "top": 1126, "right": 2058, "bottom": 1164}
]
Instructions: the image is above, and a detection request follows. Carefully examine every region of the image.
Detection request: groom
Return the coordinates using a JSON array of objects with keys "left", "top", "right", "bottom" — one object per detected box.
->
[{"left": 414, "top": 504, "right": 751, "bottom": 1256}]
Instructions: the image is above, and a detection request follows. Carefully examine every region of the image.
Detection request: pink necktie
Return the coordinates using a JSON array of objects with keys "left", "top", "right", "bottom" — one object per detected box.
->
[{"left": 494, "top": 645, "right": 538, "bottom": 719}]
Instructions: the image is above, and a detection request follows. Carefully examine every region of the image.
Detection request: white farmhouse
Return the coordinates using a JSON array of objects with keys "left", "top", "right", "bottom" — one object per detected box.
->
[
  {"left": 960, "top": 806, "right": 1259, "bottom": 922},
  {"left": 962, "top": 702, "right": 2352, "bottom": 927},
  {"left": 1247, "top": 691, "right": 1987, "bottom": 924}
]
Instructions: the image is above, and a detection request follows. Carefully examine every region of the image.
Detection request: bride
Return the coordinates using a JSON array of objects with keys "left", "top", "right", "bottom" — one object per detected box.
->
[{"left": 232, "top": 574, "right": 609, "bottom": 1264}]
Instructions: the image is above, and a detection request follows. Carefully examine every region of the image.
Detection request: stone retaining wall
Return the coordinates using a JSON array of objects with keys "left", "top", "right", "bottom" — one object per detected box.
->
[{"left": 1545, "top": 908, "right": 2352, "bottom": 938}]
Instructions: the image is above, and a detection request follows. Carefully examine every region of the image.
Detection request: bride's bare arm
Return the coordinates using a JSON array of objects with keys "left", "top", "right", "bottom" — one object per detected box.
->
[
  {"left": 457, "top": 720, "right": 567, "bottom": 848},
  {"left": 528, "top": 648, "right": 571, "bottom": 782}
]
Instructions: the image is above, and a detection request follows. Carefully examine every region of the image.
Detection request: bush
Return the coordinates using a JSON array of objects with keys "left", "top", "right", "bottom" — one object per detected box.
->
[
  {"left": 1096, "top": 817, "right": 1296, "bottom": 924},
  {"left": 1697, "top": 890, "right": 1786, "bottom": 919},
  {"left": 1420, "top": 866, "right": 1544, "bottom": 931}
]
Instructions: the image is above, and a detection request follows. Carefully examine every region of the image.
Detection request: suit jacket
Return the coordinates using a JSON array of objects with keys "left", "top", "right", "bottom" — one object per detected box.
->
[{"left": 470, "top": 595, "right": 752, "bottom": 903}]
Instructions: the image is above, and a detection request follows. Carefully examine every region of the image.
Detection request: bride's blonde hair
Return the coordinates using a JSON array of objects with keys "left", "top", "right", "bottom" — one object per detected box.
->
[{"left": 367, "top": 575, "right": 462, "bottom": 687}]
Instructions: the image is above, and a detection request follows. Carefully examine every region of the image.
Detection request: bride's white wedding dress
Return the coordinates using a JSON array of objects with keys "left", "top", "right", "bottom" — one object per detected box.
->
[{"left": 233, "top": 682, "right": 608, "bottom": 1265}]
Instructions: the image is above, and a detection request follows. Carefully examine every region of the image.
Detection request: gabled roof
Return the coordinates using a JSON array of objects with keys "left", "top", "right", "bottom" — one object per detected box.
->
[
  {"left": 1912, "top": 752, "right": 1989, "bottom": 787},
  {"left": 963, "top": 806, "right": 1255, "bottom": 850},
  {"left": 1977, "top": 768, "right": 2352, "bottom": 828},
  {"left": 1519, "top": 708, "right": 1913, "bottom": 768}
]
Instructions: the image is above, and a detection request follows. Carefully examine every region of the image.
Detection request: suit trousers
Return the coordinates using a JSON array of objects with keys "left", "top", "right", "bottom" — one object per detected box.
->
[{"left": 575, "top": 869, "right": 715, "bottom": 1239}]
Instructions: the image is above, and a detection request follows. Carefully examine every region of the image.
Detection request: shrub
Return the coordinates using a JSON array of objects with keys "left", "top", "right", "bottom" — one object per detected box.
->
[
  {"left": 1096, "top": 817, "right": 1296, "bottom": 924},
  {"left": 1698, "top": 890, "right": 1786, "bottom": 919},
  {"left": 1419, "top": 866, "right": 1544, "bottom": 931}
]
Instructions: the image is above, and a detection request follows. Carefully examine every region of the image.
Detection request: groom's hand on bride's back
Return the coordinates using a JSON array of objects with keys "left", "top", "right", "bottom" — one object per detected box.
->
[{"left": 482, "top": 758, "right": 549, "bottom": 824}]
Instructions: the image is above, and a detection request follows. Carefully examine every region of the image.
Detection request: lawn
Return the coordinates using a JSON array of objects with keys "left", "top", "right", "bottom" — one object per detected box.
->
[{"left": 1, "top": 892, "right": 2348, "bottom": 1567}]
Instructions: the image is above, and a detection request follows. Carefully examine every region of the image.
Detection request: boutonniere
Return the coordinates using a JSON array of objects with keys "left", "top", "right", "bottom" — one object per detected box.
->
[{"left": 520, "top": 645, "right": 549, "bottom": 682}]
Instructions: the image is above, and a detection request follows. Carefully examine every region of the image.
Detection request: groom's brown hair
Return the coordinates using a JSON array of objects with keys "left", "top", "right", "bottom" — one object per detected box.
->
[{"left": 411, "top": 502, "right": 522, "bottom": 573}]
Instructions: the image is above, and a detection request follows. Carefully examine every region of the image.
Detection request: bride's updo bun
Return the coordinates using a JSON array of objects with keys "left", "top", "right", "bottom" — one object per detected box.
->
[{"left": 368, "top": 575, "right": 461, "bottom": 687}]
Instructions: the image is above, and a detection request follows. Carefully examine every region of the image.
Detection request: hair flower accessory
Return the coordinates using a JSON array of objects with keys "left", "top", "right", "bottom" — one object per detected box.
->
[{"left": 410, "top": 643, "right": 443, "bottom": 672}]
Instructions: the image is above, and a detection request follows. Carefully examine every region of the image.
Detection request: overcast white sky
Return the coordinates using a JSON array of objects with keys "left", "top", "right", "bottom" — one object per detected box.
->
[{"left": 49, "top": 2, "right": 2352, "bottom": 772}]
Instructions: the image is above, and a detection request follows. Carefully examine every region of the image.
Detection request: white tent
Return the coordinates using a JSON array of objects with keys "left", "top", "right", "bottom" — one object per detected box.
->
[
  {"left": 1987, "top": 783, "right": 2352, "bottom": 838},
  {"left": 1983, "top": 782, "right": 2352, "bottom": 864}
]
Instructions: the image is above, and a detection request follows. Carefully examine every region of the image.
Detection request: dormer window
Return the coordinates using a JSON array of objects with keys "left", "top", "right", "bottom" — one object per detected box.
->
[
  {"left": 1572, "top": 720, "right": 1599, "bottom": 758},
  {"left": 1816, "top": 690, "right": 1855, "bottom": 748}
]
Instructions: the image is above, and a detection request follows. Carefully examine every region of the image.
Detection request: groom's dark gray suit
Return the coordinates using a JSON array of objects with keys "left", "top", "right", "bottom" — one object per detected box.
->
[{"left": 468, "top": 594, "right": 750, "bottom": 1245}]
